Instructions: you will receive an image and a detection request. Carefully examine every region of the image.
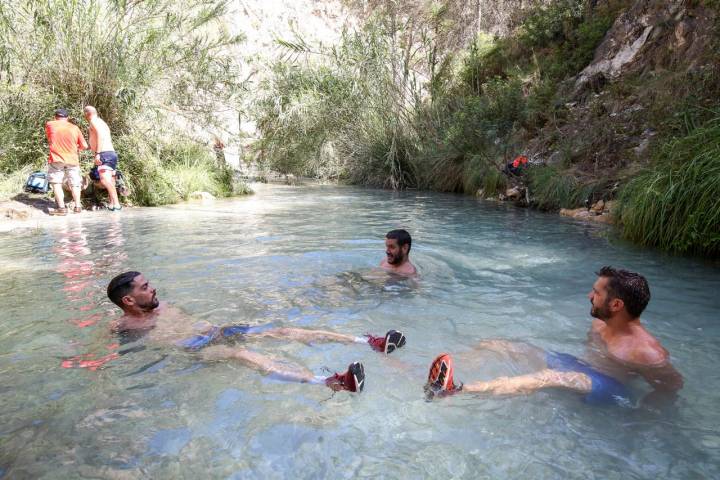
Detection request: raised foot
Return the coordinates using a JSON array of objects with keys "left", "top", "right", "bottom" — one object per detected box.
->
[
  {"left": 424, "top": 353, "right": 462, "bottom": 400},
  {"left": 366, "top": 329, "right": 406, "bottom": 354},
  {"left": 326, "top": 361, "right": 365, "bottom": 392}
]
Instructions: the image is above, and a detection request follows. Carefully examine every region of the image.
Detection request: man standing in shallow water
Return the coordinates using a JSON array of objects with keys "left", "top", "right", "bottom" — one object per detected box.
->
[
  {"left": 426, "top": 267, "right": 683, "bottom": 405},
  {"left": 380, "top": 229, "right": 417, "bottom": 276},
  {"left": 105, "top": 271, "right": 407, "bottom": 392}
]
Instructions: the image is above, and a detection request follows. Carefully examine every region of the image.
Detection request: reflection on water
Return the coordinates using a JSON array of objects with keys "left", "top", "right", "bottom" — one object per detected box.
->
[{"left": 0, "top": 184, "right": 719, "bottom": 478}]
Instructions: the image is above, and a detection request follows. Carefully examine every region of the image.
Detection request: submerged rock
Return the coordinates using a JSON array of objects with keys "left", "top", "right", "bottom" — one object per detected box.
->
[{"left": 188, "top": 191, "right": 215, "bottom": 201}]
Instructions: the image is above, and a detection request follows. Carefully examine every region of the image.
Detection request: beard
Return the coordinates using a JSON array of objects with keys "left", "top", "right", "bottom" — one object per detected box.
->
[
  {"left": 590, "top": 299, "right": 612, "bottom": 321},
  {"left": 138, "top": 294, "right": 160, "bottom": 311},
  {"left": 387, "top": 251, "right": 405, "bottom": 265}
]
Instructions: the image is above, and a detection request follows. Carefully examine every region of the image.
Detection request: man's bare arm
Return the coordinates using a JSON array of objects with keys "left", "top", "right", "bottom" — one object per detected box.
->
[{"left": 639, "top": 361, "right": 684, "bottom": 392}]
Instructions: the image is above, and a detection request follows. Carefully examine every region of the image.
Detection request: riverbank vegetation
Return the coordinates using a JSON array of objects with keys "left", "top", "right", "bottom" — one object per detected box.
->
[
  {"left": 252, "top": 0, "right": 720, "bottom": 256},
  {"left": 618, "top": 112, "right": 720, "bottom": 255},
  {"left": 0, "top": 0, "right": 248, "bottom": 204},
  {"left": 253, "top": 0, "right": 624, "bottom": 192}
]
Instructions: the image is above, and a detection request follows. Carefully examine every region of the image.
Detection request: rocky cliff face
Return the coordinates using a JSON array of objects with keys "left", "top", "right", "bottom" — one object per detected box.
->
[
  {"left": 576, "top": 1, "right": 716, "bottom": 90},
  {"left": 525, "top": 0, "right": 718, "bottom": 191}
]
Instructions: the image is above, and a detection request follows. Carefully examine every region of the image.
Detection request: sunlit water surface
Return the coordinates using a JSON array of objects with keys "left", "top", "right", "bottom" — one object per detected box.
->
[{"left": 1, "top": 184, "right": 719, "bottom": 479}]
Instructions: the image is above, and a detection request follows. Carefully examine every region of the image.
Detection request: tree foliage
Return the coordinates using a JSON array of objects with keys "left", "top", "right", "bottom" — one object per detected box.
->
[{"left": 0, "top": 0, "right": 246, "bottom": 203}]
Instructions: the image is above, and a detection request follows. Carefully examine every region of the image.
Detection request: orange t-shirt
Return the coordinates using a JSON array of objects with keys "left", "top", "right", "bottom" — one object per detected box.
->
[{"left": 45, "top": 119, "right": 88, "bottom": 165}]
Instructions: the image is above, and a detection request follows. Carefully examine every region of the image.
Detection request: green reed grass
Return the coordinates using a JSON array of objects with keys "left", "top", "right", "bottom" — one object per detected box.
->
[
  {"left": 527, "top": 165, "right": 604, "bottom": 210},
  {"left": 0, "top": 0, "right": 245, "bottom": 205},
  {"left": 618, "top": 115, "right": 720, "bottom": 255}
]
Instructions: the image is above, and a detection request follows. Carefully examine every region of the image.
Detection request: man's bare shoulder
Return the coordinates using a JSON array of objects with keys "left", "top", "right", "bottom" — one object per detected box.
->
[
  {"left": 380, "top": 260, "right": 417, "bottom": 276},
  {"left": 611, "top": 333, "right": 669, "bottom": 367}
]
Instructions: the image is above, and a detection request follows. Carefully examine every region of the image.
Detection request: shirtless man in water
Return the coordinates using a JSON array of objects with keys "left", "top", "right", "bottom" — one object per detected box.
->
[
  {"left": 380, "top": 229, "right": 417, "bottom": 276},
  {"left": 426, "top": 267, "right": 683, "bottom": 405},
  {"left": 107, "top": 271, "right": 407, "bottom": 393}
]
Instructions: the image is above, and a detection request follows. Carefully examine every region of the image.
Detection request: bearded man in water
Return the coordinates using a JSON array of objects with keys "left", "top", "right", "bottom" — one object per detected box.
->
[
  {"left": 426, "top": 267, "right": 683, "bottom": 405},
  {"left": 380, "top": 229, "right": 417, "bottom": 276},
  {"left": 105, "top": 271, "right": 408, "bottom": 393}
]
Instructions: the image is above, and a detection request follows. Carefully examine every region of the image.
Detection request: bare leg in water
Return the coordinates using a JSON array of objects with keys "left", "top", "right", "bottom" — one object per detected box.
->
[
  {"left": 255, "top": 327, "right": 358, "bottom": 344},
  {"left": 202, "top": 345, "right": 318, "bottom": 383},
  {"left": 192, "top": 326, "right": 406, "bottom": 392},
  {"left": 462, "top": 369, "right": 592, "bottom": 395},
  {"left": 235, "top": 326, "right": 406, "bottom": 354},
  {"left": 202, "top": 345, "right": 365, "bottom": 392},
  {"left": 429, "top": 340, "right": 592, "bottom": 397}
]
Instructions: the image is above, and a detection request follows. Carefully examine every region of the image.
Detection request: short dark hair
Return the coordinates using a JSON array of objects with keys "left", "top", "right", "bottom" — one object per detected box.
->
[
  {"left": 386, "top": 229, "right": 411, "bottom": 252},
  {"left": 54, "top": 108, "right": 68, "bottom": 118},
  {"left": 107, "top": 271, "right": 141, "bottom": 308},
  {"left": 596, "top": 266, "right": 650, "bottom": 317}
]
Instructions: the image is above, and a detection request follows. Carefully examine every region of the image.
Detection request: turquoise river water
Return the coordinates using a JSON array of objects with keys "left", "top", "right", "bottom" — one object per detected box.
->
[{"left": 1, "top": 184, "right": 719, "bottom": 479}]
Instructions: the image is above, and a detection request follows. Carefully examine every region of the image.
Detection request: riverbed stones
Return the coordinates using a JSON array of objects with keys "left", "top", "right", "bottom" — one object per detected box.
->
[
  {"left": 560, "top": 199, "right": 616, "bottom": 224},
  {"left": 3, "top": 207, "right": 31, "bottom": 220},
  {"left": 188, "top": 191, "right": 215, "bottom": 201},
  {"left": 504, "top": 187, "right": 523, "bottom": 201}
]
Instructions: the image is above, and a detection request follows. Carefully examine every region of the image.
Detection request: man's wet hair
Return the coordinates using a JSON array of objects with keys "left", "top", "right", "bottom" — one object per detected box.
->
[
  {"left": 107, "top": 271, "right": 141, "bottom": 308},
  {"left": 386, "top": 229, "right": 411, "bottom": 252},
  {"left": 596, "top": 266, "right": 650, "bottom": 317}
]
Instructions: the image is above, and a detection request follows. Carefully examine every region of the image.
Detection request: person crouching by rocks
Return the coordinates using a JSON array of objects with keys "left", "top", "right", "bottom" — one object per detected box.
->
[
  {"left": 45, "top": 108, "right": 89, "bottom": 215},
  {"left": 503, "top": 155, "right": 528, "bottom": 177},
  {"left": 84, "top": 106, "right": 122, "bottom": 211}
]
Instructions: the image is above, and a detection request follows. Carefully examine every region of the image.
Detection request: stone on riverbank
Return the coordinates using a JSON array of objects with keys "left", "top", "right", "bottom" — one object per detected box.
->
[
  {"left": 188, "top": 191, "right": 216, "bottom": 201},
  {"left": 560, "top": 200, "right": 616, "bottom": 225}
]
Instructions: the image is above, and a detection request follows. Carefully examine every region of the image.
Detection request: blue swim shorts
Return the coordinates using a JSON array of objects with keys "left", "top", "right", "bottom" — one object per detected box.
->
[
  {"left": 545, "top": 351, "right": 631, "bottom": 406},
  {"left": 90, "top": 151, "right": 118, "bottom": 181},
  {"left": 178, "top": 323, "right": 275, "bottom": 350}
]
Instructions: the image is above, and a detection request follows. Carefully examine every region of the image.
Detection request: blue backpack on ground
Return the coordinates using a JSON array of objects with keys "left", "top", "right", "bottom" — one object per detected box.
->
[{"left": 24, "top": 171, "right": 49, "bottom": 194}]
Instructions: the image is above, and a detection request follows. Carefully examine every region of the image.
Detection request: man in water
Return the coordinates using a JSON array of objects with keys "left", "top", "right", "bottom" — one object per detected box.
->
[
  {"left": 84, "top": 106, "right": 122, "bottom": 211},
  {"left": 45, "top": 108, "right": 89, "bottom": 215},
  {"left": 106, "top": 271, "right": 407, "bottom": 392},
  {"left": 380, "top": 229, "right": 417, "bottom": 276},
  {"left": 426, "top": 267, "right": 683, "bottom": 405}
]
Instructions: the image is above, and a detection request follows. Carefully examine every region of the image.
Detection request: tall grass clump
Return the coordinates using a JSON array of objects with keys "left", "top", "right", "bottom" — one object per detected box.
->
[
  {"left": 618, "top": 114, "right": 720, "bottom": 255},
  {"left": 0, "top": 0, "right": 245, "bottom": 205},
  {"left": 527, "top": 165, "right": 605, "bottom": 210},
  {"left": 0, "top": 165, "right": 33, "bottom": 201},
  {"left": 254, "top": 20, "right": 422, "bottom": 189}
]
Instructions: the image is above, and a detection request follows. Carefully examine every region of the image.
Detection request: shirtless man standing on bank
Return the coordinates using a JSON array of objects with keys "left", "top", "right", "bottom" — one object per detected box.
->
[
  {"left": 380, "top": 229, "right": 417, "bottom": 276},
  {"left": 84, "top": 106, "right": 121, "bottom": 211},
  {"left": 106, "top": 271, "right": 407, "bottom": 393},
  {"left": 426, "top": 267, "right": 683, "bottom": 405}
]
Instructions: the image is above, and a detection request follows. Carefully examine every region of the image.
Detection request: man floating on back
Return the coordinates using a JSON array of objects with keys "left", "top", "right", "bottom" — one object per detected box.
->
[{"left": 101, "top": 271, "right": 408, "bottom": 392}]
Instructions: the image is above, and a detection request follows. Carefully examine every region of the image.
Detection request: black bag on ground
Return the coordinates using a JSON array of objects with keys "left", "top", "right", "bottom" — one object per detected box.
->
[{"left": 24, "top": 171, "right": 49, "bottom": 194}]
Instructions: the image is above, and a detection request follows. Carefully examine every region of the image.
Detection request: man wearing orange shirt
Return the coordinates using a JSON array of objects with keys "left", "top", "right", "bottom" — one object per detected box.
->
[{"left": 45, "top": 109, "right": 88, "bottom": 215}]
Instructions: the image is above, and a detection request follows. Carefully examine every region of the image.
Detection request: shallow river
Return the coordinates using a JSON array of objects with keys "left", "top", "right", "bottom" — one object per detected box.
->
[{"left": 1, "top": 184, "right": 719, "bottom": 479}]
